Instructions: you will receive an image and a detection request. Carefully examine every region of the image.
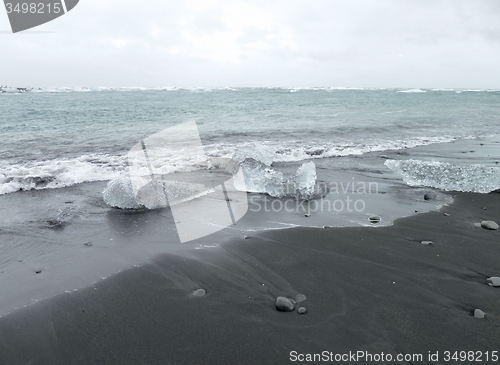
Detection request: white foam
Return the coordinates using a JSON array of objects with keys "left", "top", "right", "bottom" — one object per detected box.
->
[
  {"left": 397, "top": 89, "right": 426, "bottom": 93},
  {"left": 232, "top": 143, "right": 275, "bottom": 166},
  {"left": 0, "top": 136, "right": 480, "bottom": 196},
  {"left": 385, "top": 159, "right": 500, "bottom": 193},
  {"left": 0, "top": 154, "right": 125, "bottom": 195},
  {"left": 273, "top": 136, "right": 460, "bottom": 162}
]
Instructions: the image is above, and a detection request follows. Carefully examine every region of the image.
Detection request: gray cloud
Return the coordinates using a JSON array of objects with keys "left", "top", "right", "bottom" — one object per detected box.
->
[{"left": 1, "top": 0, "right": 499, "bottom": 88}]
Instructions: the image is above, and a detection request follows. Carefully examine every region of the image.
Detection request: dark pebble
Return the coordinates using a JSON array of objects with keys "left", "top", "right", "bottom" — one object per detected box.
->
[{"left": 424, "top": 192, "right": 437, "bottom": 201}]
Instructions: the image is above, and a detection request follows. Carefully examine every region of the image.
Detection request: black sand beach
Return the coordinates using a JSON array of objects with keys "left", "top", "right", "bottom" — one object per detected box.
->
[{"left": 1, "top": 191, "right": 499, "bottom": 364}]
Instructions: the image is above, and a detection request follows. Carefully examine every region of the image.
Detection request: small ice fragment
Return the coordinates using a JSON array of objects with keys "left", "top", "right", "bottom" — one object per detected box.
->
[
  {"left": 297, "top": 307, "right": 307, "bottom": 314},
  {"left": 420, "top": 240, "right": 433, "bottom": 246}
]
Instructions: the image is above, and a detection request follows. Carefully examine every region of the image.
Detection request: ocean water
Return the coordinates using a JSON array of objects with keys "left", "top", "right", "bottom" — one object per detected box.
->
[{"left": 1, "top": 87, "right": 499, "bottom": 195}]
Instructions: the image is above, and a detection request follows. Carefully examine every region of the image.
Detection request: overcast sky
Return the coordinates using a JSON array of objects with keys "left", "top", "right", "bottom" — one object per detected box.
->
[{"left": 1, "top": 0, "right": 500, "bottom": 88}]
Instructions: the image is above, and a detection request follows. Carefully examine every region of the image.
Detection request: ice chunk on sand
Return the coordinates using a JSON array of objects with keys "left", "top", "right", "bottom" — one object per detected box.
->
[
  {"left": 232, "top": 144, "right": 275, "bottom": 166},
  {"left": 103, "top": 173, "right": 144, "bottom": 209},
  {"left": 234, "top": 159, "right": 320, "bottom": 200},
  {"left": 233, "top": 158, "right": 284, "bottom": 197},
  {"left": 293, "top": 162, "right": 317, "bottom": 200}
]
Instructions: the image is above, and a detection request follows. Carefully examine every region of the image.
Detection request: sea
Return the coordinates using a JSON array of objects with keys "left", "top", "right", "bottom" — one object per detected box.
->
[{"left": 1, "top": 86, "right": 499, "bottom": 195}]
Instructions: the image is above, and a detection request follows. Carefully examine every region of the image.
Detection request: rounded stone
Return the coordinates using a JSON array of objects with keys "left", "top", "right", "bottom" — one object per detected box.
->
[
  {"left": 295, "top": 294, "right": 307, "bottom": 303},
  {"left": 193, "top": 289, "right": 206, "bottom": 297},
  {"left": 297, "top": 307, "right": 307, "bottom": 314},
  {"left": 486, "top": 277, "right": 500, "bottom": 287},
  {"left": 481, "top": 221, "right": 499, "bottom": 230},
  {"left": 420, "top": 240, "right": 433, "bottom": 246},
  {"left": 474, "top": 309, "right": 485, "bottom": 318},
  {"left": 275, "top": 296, "right": 295, "bottom": 312},
  {"left": 443, "top": 213, "right": 450, "bottom": 217}
]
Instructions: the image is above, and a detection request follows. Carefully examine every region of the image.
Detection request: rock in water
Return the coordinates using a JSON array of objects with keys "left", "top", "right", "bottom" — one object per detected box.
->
[
  {"left": 486, "top": 277, "right": 500, "bottom": 287},
  {"left": 424, "top": 192, "right": 437, "bottom": 201},
  {"left": 443, "top": 213, "right": 450, "bottom": 217},
  {"left": 420, "top": 240, "right": 433, "bottom": 246},
  {"left": 297, "top": 307, "right": 307, "bottom": 314},
  {"left": 481, "top": 221, "right": 499, "bottom": 230},
  {"left": 474, "top": 309, "right": 486, "bottom": 318},
  {"left": 275, "top": 297, "right": 295, "bottom": 312}
]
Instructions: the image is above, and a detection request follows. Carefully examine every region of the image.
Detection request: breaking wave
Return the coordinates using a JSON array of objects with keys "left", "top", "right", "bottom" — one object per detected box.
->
[
  {"left": 0, "top": 135, "right": 472, "bottom": 195},
  {"left": 385, "top": 159, "right": 500, "bottom": 193},
  {"left": 0, "top": 154, "right": 125, "bottom": 195}
]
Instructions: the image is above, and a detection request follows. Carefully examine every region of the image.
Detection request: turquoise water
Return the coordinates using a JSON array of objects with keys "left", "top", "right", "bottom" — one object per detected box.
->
[{"left": 0, "top": 87, "right": 499, "bottom": 194}]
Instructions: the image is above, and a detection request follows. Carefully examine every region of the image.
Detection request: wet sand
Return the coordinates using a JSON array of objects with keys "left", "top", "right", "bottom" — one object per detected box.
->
[{"left": 1, "top": 191, "right": 499, "bottom": 364}]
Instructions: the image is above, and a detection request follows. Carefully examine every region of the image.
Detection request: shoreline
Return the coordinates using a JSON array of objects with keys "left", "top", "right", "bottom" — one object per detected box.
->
[{"left": 1, "top": 191, "right": 499, "bottom": 364}]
